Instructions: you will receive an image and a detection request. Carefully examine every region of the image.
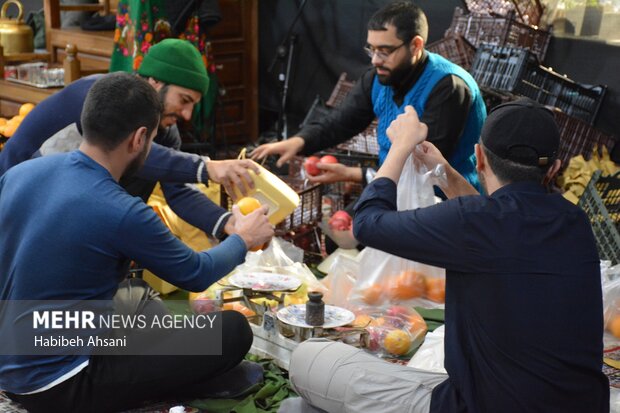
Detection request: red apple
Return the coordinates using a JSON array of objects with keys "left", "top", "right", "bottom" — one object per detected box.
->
[
  {"left": 320, "top": 155, "right": 338, "bottom": 164},
  {"left": 304, "top": 156, "right": 321, "bottom": 176},
  {"left": 328, "top": 210, "right": 353, "bottom": 231}
]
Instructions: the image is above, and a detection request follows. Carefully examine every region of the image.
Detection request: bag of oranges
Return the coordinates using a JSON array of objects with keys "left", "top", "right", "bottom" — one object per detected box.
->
[{"left": 350, "top": 155, "right": 446, "bottom": 309}]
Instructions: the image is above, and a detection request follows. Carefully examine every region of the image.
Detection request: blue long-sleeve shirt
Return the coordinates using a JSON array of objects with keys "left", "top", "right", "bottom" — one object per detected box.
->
[
  {"left": 0, "top": 151, "right": 247, "bottom": 394},
  {"left": 353, "top": 177, "right": 609, "bottom": 413},
  {"left": 0, "top": 74, "right": 230, "bottom": 238}
]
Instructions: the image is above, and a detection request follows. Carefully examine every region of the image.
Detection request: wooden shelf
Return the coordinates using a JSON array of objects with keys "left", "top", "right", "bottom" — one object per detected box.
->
[{"left": 0, "top": 79, "right": 60, "bottom": 116}]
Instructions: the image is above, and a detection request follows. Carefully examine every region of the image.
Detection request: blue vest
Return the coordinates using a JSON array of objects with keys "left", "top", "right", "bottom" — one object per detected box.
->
[{"left": 372, "top": 52, "right": 486, "bottom": 190}]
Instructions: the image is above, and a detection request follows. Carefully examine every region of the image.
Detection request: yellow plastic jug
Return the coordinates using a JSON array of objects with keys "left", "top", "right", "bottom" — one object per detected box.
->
[{"left": 232, "top": 149, "right": 300, "bottom": 225}]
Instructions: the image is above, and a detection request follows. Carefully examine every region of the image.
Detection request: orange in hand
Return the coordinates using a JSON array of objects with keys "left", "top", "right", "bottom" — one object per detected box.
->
[
  {"left": 235, "top": 196, "right": 265, "bottom": 251},
  {"left": 237, "top": 196, "right": 262, "bottom": 215}
]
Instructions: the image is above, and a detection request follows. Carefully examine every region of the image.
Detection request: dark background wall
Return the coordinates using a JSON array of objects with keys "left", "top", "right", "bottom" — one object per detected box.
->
[
  {"left": 8, "top": 0, "right": 620, "bottom": 142},
  {"left": 258, "top": 0, "right": 620, "bottom": 143}
]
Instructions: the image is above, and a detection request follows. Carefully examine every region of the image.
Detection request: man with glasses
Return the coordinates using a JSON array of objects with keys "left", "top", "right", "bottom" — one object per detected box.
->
[{"left": 252, "top": 1, "right": 486, "bottom": 191}]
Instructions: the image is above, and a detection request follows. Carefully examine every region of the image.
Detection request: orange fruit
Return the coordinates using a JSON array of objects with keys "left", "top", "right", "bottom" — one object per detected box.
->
[
  {"left": 425, "top": 277, "right": 446, "bottom": 303},
  {"left": 235, "top": 197, "right": 264, "bottom": 251},
  {"left": 0, "top": 117, "right": 7, "bottom": 126},
  {"left": 351, "top": 314, "right": 372, "bottom": 328},
  {"left": 236, "top": 197, "right": 261, "bottom": 215},
  {"left": 390, "top": 270, "right": 426, "bottom": 301},
  {"left": 370, "top": 316, "right": 386, "bottom": 327},
  {"left": 383, "top": 329, "right": 412, "bottom": 355},
  {"left": 18, "top": 103, "right": 35, "bottom": 117},
  {"left": 408, "top": 312, "right": 428, "bottom": 336},
  {"left": 608, "top": 315, "right": 620, "bottom": 338},
  {"left": 362, "top": 284, "right": 384, "bottom": 305},
  {"left": 2, "top": 120, "right": 19, "bottom": 138}
]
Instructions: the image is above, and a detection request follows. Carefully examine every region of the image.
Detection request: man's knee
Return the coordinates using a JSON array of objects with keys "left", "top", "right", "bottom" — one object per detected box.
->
[{"left": 221, "top": 310, "right": 253, "bottom": 357}]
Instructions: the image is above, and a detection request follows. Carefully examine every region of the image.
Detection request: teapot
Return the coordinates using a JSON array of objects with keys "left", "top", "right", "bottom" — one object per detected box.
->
[{"left": 0, "top": 0, "right": 34, "bottom": 55}]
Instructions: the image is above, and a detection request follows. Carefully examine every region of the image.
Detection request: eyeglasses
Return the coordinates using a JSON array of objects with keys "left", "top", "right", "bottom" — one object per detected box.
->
[{"left": 363, "top": 42, "right": 406, "bottom": 60}]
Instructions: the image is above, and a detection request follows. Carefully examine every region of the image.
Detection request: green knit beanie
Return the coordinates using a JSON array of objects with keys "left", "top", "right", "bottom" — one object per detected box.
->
[{"left": 138, "top": 39, "right": 209, "bottom": 95}]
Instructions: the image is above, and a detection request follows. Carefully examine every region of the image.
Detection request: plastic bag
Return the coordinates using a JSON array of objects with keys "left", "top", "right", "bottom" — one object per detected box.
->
[
  {"left": 350, "top": 154, "right": 446, "bottom": 309},
  {"left": 603, "top": 263, "right": 620, "bottom": 338},
  {"left": 321, "top": 253, "right": 359, "bottom": 308},
  {"left": 351, "top": 305, "right": 427, "bottom": 358},
  {"left": 231, "top": 237, "right": 327, "bottom": 307},
  {"left": 407, "top": 324, "right": 446, "bottom": 373}
]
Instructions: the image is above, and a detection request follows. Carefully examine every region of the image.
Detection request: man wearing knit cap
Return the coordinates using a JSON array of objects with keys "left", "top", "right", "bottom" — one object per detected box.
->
[
  {"left": 0, "top": 38, "right": 254, "bottom": 242},
  {"left": 282, "top": 99, "right": 609, "bottom": 413}
]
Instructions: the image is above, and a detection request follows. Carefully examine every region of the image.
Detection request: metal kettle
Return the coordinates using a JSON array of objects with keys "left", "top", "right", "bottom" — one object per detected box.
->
[{"left": 0, "top": 0, "right": 34, "bottom": 54}]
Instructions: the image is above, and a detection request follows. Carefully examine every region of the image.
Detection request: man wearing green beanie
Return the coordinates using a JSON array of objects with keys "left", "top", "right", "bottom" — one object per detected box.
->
[
  {"left": 138, "top": 38, "right": 210, "bottom": 95},
  {"left": 1, "top": 38, "right": 257, "bottom": 241}
]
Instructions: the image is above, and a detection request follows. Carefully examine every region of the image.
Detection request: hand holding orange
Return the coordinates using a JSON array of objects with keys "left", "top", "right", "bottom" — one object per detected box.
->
[{"left": 234, "top": 197, "right": 270, "bottom": 251}]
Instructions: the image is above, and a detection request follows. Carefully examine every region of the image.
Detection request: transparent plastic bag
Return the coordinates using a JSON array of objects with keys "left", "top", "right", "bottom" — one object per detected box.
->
[
  {"left": 321, "top": 253, "right": 359, "bottom": 308},
  {"left": 603, "top": 266, "right": 620, "bottom": 338},
  {"left": 231, "top": 237, "right": 326, "bottom": 307},
  {"left": 351, "top": 305, "right": 428, "bottom": 358},
  {"left": 350, "top": 155, "right": 446, "bottom": 309}
]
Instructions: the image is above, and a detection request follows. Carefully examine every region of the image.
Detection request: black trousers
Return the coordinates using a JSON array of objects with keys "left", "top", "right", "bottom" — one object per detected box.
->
[{"left": 7, "top": 280, "right": 253, "bottom": 413}]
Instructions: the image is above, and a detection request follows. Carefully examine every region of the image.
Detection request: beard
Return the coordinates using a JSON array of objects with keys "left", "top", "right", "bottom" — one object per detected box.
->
[
  {"left": 122, "top": 141, "right": 150, "bottom": 179},
  {"left": 157, "top": 85, "right": 182, "bottom": 127},
  {"left": 376, "top": 54, "right": 414, "bottom": 86}
]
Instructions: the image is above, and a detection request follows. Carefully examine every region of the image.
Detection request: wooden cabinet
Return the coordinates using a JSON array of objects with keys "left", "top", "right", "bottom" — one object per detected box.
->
[{"left": 209, "top": 0, "right": 258, "bottom": 145}]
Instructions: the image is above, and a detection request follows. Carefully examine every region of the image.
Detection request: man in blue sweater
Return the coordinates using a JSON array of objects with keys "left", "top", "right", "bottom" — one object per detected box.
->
[
  {"left": 0, "top": 39, "right": 254, "bottom": 241},
  {"left": 284, "top": 100, "right": 609, "bottom": 412},
  {"left": 0, "top": 73, "right": 274, "bottom": 412},
  {"left": 252, "top": 1, "right": 486, "bottom": 191}
]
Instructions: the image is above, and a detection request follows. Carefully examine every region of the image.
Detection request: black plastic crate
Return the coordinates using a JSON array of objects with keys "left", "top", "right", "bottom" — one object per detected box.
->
[
  {"left": 578, "top": 171, "right": 620, "bottom": 265},
  {"left": 470, "top": 44, "right": 535, "bottom": 91},
  {"left": 427, "top": 35, "right": 477, "bottom": 71},
  {"left": 515, "top": 65, "right": 607, "bottom": 125},
  {"left": 446, "top": 7, "right": 550, "bottom": 61},
  {"left": 471, "top": 43, "right": 607, "bottom": 124}
]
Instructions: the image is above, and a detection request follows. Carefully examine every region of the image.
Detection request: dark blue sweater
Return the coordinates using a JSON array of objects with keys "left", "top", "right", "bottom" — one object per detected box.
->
[
  {"left": 354, "top": 178, "right": 609, "bottom": 413},
  {"left": 0, "top": 151, "right": 247, "bottom": 393},
  {"left": 0, "top": 74, "right": 230, "bottom": 238}
]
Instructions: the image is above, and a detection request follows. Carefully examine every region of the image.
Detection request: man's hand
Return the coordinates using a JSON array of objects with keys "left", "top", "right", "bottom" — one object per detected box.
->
[
  {"left": 231, "top": 205, "right": 274, "bottom": 251},
  {"left": 414, "top": 142, "right": 478, "bottom": 199},
  {"left": 414, "top": 141, "right": 448, "bottom": 171},
  {"left": 206, "top": 159, "right": 260, "bottom": 199},
  {"left": 307, "top": 163, "right": 363, "bottom": 184},
  {"left": 250, "top": 137, "right": 305, "bottom": 168},
  {"left": 386, "top": 105, "right": 428, "bottom": 153}
]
